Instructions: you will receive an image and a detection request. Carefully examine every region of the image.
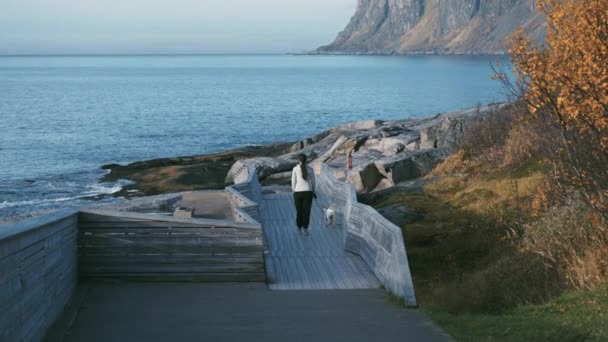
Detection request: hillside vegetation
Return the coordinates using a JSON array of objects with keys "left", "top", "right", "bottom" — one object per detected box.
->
[{"left": 368, "top": 1, "right": 608, "bottom": 339}]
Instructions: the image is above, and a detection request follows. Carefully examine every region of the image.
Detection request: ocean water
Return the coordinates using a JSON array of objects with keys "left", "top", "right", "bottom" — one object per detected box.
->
[{"left": 0, "top": 54, "right": 508, "bottom": 217}]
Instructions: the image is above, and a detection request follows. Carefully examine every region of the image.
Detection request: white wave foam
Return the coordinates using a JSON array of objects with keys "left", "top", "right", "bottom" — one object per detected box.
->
[
  {"left": 0, "top": 179, "right": 133, "bottom": 211},
  {"left": 0, "top": 196, "right": 82, "bottom": 209},
  {"left": 84, "top": 179, "right": 134, "bottom": 196}
]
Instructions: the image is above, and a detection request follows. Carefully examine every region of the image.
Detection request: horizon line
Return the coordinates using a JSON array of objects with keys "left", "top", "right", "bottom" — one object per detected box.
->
[{"left": 0, "top": 52, "right": 300, "bottom": 57}]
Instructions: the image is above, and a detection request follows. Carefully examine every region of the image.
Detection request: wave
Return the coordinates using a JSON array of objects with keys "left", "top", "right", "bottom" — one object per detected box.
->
[
  {"left": 83, "top": 183, "right": 124, "bottom": 195},
  {"left": 0, "top": 196, "right": 83, "bottom": 209},
  {"left": 0, "top": 179, "right": 133, "bottom": 211}
]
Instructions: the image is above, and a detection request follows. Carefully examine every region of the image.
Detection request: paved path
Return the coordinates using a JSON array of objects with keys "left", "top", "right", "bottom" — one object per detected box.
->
[
  {"left": 262, "top": 193, "right": 380, "bottom": 290},
  {"left": 45, "top": 282, "right": 450, "bottom": 342}
]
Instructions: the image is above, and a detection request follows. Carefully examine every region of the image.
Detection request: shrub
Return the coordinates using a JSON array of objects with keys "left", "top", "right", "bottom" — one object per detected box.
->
[
  {"left": 438, "top": 252, "right": 561, "bottom": 313},
  {"left": 524, "top": 197, "right": 608, "bottom": 291},
  {"left": 508, "top": 0, "right": 608, "bottom": 221}
]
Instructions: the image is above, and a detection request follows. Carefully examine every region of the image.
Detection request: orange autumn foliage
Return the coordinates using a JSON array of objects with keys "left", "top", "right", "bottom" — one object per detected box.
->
[{"left": 509, "top": 0, "right": 608, "bottom": 220}]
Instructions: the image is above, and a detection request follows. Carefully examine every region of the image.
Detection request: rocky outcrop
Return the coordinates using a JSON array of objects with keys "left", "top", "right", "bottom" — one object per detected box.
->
[
  {"left": 101, "top": 143, "right": 292, "bottom": 197},
  {"left": 229, "top": 104, "right": 501, "bottom": 194},
  {"left": 226, "top": 157, "right": 298, "bottom": 184},
  {"left": 315, "top": 0, "right": 546, "bottom": 55},
  {"left": 104, "top": 105, "right": 501, "bottom": 198}
]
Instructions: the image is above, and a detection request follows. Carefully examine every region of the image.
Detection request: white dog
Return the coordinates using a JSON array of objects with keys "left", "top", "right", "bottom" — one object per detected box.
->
[{"left": 324, "top": 208, "right": 336, "bottom": 227}]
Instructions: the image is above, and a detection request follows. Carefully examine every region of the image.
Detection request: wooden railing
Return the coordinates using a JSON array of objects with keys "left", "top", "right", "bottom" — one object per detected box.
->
[
  {"left": 317, "top": 163, "right": 417, "bottom": 307},
  {"left": 0, "top": 210, "right": 79, "bottom": 342},
  {"left": 225, "top": 162, "right": 263, "bottom": 224},
  {"left": 78, "top": 209, "right": 265, "bottom": 282}
]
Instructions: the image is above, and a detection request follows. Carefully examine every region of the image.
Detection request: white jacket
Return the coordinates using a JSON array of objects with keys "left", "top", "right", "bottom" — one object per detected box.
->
[{"left": 291, "top": 165, "right": 315, "bottom": 192}]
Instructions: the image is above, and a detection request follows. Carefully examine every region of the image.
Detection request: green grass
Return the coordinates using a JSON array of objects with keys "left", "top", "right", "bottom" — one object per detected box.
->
[
  {"left": 370, "top": 169, "right": 607, "bottom": 340},
  {"left": 425, "top": 287, "right": 608, "bottom": 341}
]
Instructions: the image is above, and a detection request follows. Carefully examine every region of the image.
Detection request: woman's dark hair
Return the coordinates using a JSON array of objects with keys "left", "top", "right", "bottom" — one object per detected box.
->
[{"left": 298, "top": 154, "right": 308, "bottom": 180}]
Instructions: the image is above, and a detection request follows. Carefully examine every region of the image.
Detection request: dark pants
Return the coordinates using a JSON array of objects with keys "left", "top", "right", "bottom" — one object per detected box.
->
[{"left": 293, "top": 191, "right": 314, "bottom": 229}]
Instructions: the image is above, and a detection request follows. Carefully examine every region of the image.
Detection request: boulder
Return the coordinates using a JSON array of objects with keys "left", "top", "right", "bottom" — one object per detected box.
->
[
  {"left": 365, "top": 134, "right": 419, "bottom": 156},
  {"left": 375, "top": 148, "right": 448, "bottom": 185},
  {"left": 226, "top": 157, "right": 298, "bottom": 183},
  {"left": 419, "top": 115, "right": 473, "bottom": 152},
  {"left": 346, "top": 162, "right": 385, "bottom": 193},
  {"left": 405, "top": 140, "right": 420, "bottom": 151},
  {"left": 289, "top": 138, "right": 316, "bottom": 153}
]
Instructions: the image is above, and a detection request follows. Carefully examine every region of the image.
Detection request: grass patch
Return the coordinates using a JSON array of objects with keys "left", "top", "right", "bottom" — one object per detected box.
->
[
  {"left": 425, "top": 286, "right": 608, "bottom": 341},
  {"left": 370, "top": 149, "right": 607, "bottom": 340}
]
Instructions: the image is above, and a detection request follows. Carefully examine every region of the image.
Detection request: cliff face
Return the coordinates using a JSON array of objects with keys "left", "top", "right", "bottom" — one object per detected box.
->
[{"left": 317, "top": 0, "right": 546, "bottom": 55}]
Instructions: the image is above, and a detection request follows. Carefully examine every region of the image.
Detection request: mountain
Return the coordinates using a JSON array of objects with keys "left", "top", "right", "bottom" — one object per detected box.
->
[{"left": 315, "top": 0, "right": 546, "bottom": 55}]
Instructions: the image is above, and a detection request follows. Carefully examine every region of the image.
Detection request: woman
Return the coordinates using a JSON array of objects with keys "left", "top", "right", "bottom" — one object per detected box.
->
[
  {"left": 346, "top": 148, "right": 353, "bottom": 171},
  {"left": 292, "top": 154, "right": 316, "bottom": 235}
]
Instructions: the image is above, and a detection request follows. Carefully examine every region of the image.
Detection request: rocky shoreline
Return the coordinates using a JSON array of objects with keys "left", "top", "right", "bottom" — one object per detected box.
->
[
  {"left": 102, "top": 104, "right": 503, "bottom": 198},
  {"left": 101, "top": 143, "right": 291, "bottom": 198}
]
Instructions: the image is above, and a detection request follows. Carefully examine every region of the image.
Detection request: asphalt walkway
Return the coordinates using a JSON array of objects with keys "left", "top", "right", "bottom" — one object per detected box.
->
[{"left": 45, "top": 282, "right": 450, "bottom": 342}]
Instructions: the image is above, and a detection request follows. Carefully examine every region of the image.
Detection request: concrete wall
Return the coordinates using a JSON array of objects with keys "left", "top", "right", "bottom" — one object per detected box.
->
[
  {"left": 317, "top": 163, "right": 417, "bottom": 306},
  {"left": 0, "top": 210, "right": 79, "bottom": 341}
]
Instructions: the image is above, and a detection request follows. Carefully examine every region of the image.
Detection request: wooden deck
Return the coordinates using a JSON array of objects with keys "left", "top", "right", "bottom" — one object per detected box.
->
[{"left": 261, "top": 193, "right": 380, "bottom": 290}]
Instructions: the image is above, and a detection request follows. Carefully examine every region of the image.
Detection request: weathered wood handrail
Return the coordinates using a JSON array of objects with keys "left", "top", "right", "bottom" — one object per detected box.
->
[
  {"left": 225, "top": 163, "right": 264, "bottom": 225},
  {"left": 0, "top": 209, "right": 79, "bottom": 341},
  {"left": 317, "top": 163, "right": 417, "bottom": 307}
]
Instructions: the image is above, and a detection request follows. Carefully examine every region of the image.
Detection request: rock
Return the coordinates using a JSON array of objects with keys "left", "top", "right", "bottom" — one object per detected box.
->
[
  {"left": 376, "top": 204, "right": 411, "bottom": 227},
  {"left": 101, "top": 163, "right": 121, "bottom": 170},
  {"left": 392, "top": 143, "right": 406, "bottom": 154},
  {"left": 419, "top": 114, "right": 474, "bottom": 152},
  {"left": 315, "top": 0, "right": 546, "bottom": 55},
  {"left": 226, "top": 157, "right": 298, "bottom": 184},
  {"left": 316, "top": 135, "right": 348, "bottom": 163},
  {"left": 101, "top": 143, "right": 292, "bottom": 197},
  {"left": 375, "top": 148, "right": 449, "bottom": 185},
  {"left": 289, "top": 138, "right": 315, "bottom": 153},
  {"left": 405, "top": 141, "right": 420, "bottom": 151},
  {"left": 110, "top": 105, "right": 498, "bottom": 196},
  {"left": 346, "top": 162, "right": 385, "bottom": 193}
]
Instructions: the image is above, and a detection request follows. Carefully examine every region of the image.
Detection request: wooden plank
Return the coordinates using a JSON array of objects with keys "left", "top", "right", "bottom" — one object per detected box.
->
[
  {"left": 285, "top": 257, "right": 304, "bottom": 289},
  {"left": 79, "top": 254, "right": 263, "bottom": 263},
  {"left": 79, "top": 210, "right": 261, "bottom": 230},
  {"left": 292, "top": 257, "right": 313, "bottom": 290},
  {"left": 278, "top": 258, "right": 294, "bottom": 290},
  {"left": 0, "top": 209, "right": 77, "bottom": 241},
  {"left": 334, "top": 257, "right": 358, "bottom": 289},
  {"left": 310, "top": 256, "right": 333, "bottom": 289},
  {"left": 78, "top": 236, "right": 262, "bottom": 247},
  {"left": 78, "top": 235, "right": 263, "bottom": 247},
  {"left": 298, "top": 258, "right": 320, "bottom": 289},
  {"left": 78, "top": 224, "right": 261, "bottom": 234},
  {"left": 342, "top": 255, "right": 367, "bottom": 288},
  {"left": 0, "top": 216, "right": 76, "bottom": 259},
  {"left": 80, "top": 272, "right": 265, "bottom": 282},
  {"left": 0, "top": 209, "right": 78, "bottom": 342},
  {"left": 79, "top": 264, "right": 265, "bottom": 274},
  {"left": 264, "top": 256, "right": 276, "bottom": 284}
]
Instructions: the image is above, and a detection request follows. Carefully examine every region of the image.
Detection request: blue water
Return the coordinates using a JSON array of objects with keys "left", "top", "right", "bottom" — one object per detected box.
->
[{"left": 0, "top": 54, "right": 507, "bottom": 217}]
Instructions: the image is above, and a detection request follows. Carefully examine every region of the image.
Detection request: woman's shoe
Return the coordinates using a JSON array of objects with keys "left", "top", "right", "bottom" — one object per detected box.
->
[{"left": 302, "top": 228, "right": 310, "bottom": 236}]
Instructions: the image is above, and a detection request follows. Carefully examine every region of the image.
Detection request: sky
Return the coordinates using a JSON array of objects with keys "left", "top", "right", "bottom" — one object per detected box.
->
[{"left": 0, "top": 0, "right": 356, "bottom": 55}]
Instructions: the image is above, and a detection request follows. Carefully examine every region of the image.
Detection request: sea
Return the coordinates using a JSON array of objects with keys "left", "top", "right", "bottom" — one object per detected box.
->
[{"left": 0, "top": 54, "right": 509, "bottom": 218}]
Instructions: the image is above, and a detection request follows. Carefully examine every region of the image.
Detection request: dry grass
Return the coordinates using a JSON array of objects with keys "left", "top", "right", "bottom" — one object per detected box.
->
[
  {"left": 373, "top": 169, "right": 553, "bottom": 313},
  {"left": 525, "top": 199, "right": 608, "bottom": 291}
]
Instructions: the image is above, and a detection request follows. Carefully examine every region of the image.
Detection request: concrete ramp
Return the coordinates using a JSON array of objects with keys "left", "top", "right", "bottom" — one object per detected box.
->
[{"left": 261, "top": 193, "right": 380, "bottom": 290}]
